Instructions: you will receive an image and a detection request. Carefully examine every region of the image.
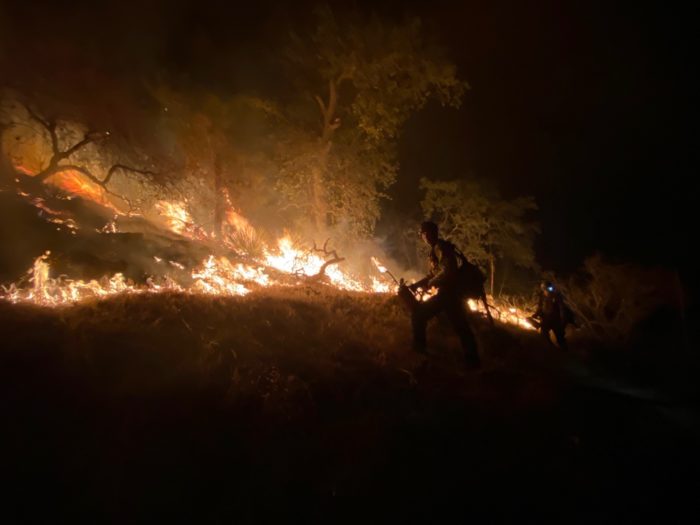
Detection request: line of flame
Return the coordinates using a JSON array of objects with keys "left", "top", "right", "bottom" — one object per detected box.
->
[{"left": 6, "top": 192, "right": 537, "bottom": 330}]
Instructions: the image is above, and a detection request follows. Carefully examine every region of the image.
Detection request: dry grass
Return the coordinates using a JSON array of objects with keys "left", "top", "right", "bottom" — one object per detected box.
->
[{"left": 1, "top": 287, "right": 696, "bottom": 523}]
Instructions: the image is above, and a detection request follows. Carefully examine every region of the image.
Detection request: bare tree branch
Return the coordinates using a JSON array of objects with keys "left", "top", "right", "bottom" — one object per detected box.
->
[
  {"left": 23, "top": 104, "right": 51, "bottom": 131},
  {"left": 15, "top": 103, "right": 158, "bottom": 212},
  {"left": 337, "top": 68, "right": 354, "bottom": 84},
  {"left": 103, "top": 163, "right": 158, "bottom": 185},
  {"left": 57, "top": 131, "right": 107, "bottom": 161},
  {"left": 22, "top": 107, "right": 106, "bottom": 178},
  {"left": 42, "top": 164, "right": 135, "bottom": 212},
  {"left": 24, "top": 104, "right": 59, "bottom": 157},
  {"left": 310, "top": 238, "right": 345, "bottom": 278}
]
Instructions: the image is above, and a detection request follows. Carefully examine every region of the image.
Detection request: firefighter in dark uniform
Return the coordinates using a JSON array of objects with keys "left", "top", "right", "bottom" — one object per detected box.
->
[
  {"left": 406, "top": 221, "right": 480, "bottom": 367},
  {"left": 533, "top": 281, "right": 569, "bottom": 350}
]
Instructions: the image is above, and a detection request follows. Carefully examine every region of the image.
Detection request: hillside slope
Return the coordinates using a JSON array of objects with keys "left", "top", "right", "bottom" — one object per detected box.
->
[{"left": 1, "top": 289, "right": 698, "bottom": 523}]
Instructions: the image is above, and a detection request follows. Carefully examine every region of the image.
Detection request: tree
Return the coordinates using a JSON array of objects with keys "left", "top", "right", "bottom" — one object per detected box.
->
[
  {"left": 275, "top": 4, "right": 466, "bottom": 239},
  {"left": 0, "top": 94, "right": 157, "bottom": 213},
  {"left": 420, "top": 177, "right": 540, "bottom": 295},
  {"left": 149, "top": 86, "right": 228, "bottom": 233},
  {"left": 149, "top": 86, "right": 274, "bottom": 248},
  {"left": 557, "top": 254, "right": 681, "bottom": 343}
]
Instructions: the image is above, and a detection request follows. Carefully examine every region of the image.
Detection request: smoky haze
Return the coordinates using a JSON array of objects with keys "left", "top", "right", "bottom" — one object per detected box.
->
[{"left": 0, "top": 0, "right": 694, "bottom": 287}]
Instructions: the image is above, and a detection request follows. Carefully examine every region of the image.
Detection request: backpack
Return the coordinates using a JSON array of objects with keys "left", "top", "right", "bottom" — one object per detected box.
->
[{"left": 450, "top": 243, "right": 486, "bottom": 299}]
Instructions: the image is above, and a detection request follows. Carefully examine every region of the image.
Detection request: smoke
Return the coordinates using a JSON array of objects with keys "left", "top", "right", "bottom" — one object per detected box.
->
[{"left": 0, "top": 1, "right": 431, "bottom": 293}]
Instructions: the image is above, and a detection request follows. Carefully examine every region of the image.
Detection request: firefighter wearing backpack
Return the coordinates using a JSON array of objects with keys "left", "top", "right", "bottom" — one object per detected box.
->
[
  {"left": 405, "top": 221, "right": 481, "bottom": 367},
  {"left": 533, "top": 281, "right": 570, "bottom": 351}
]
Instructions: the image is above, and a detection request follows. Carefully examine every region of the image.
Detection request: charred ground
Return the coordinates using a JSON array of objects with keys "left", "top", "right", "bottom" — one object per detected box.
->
[{"left": 2, "top": 289, "right": 698, "bottom": 523}]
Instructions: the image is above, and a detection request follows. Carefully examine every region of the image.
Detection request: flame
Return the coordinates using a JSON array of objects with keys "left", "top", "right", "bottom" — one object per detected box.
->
[
  {"left": 371, "top": 256, "right": 388, "bottom": 274},
  {"left": 2, "top": 251, "right": 134, "bottom": 306},
  {"left": 44, "top": 170, "right": 118, "bottom": 211},
  {"left": 225, "top": 209, "right": 256, "bottom": 239},
  {"left": 466, "top": 297, "right": 536, "bottom": 330},
  {"left": 264, "top": 236, "right": 321, "bottom": 276},
  {"left": 99, "top": 215, "right": 119, "bottom": 233},
  {"left": 15, "top": 165, "right": 37, "bottom": 176},
  {"left": 2, "top": 188, "right": 537, "bottom": 331},
  {"left": 370, "top": 276, "right": 392, "bottom": 294},
  {"left": 2, "top": 250, "right": 538, "bottom": 332},
  {"left": 191, "top": 256, "right": 270, "bottom": 296},
  {"left": 25, "top": 195, "right": 80, "bottom": 232},
  {"left": 223, "top": 208, "right": 258, "bottom": 253},
  {"left": 7, "top": 132, "right": 472, "bottom": 310},
  {"left": 155, "top": 201, "right": 198, "bottom": 236},
  {"left": 263, "top": 236, "right": 365, "bottom": 291},
  {"left": 370, "top": 257, "right": 397, "bottom": 293},
  {"left": 191, "top": 256, "right": 252, "bottom": 296},
  {"left": 225, "top": 208, "right": 254, "bottom": 235},
  {"left": 221, "top": 189, "right": 250, "bottom": 231},
  {"left": 497, "top": 305, "right": 537, "bottom": 330}
]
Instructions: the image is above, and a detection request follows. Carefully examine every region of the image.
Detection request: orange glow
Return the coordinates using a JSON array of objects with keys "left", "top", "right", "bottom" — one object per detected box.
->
[
  {"left": 2, "top": 251, "right": 537, "bottom": 331},
  {"left": 371, "top": 256, "right": 388, "bottom": 274},
  {"left": 263, "top": 236, "right": 365, "bottom": 291},
  {"left": 225, "top": 208, "right": 254, "bottom": 233},
  {"left": 44, "top": 170, "right": 118, "bottom": 211},
  {"left": 3, "top": 183, "right": 537, "bottom": 331},
  {"left": 14, "top": 165, "right": 37, "bottom": 176},
  {"left": 155, "top": 200, "right": 210, "bottom": 241},
  {"left": 3, "top": 251, "right": 134, "bottom": 305}
]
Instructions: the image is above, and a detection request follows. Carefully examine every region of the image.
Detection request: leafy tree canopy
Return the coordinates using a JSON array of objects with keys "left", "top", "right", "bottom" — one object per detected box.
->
[{"left": 420, "top": 177, "right": 540, "bottom": 292}]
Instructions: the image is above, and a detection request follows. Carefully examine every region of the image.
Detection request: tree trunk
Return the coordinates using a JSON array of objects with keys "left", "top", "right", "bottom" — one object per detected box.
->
[
  {"left": 498, "top": 262, "right": 509, "bottom": 297},
  {"left": 311, "top": 78, "right": 341, "bottom": 232},
  {"left": 311, "top": 145, "right": 330, "bottom": 232},
  {"left": 35, "top": 160, "right": 62, "bottom": 182},
  {"left": 489, "top": 254, "right": 495, "bottom": 297}
]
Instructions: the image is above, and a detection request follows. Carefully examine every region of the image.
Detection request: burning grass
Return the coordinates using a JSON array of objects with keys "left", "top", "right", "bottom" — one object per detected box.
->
[
  {"left": 2, "top": 248, "right": 537, "bottom": 333},
  {"left": 2, "top": 166, "right": 538, "bottom": 329}
]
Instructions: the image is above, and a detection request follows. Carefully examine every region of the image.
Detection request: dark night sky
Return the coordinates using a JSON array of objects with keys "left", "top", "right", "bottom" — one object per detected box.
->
[
  {"left": 383, "top": 1, "right": 695, "bottom": 274},
  {"left": 1, "top": 0, "right": 695, "bottom": 276}
]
